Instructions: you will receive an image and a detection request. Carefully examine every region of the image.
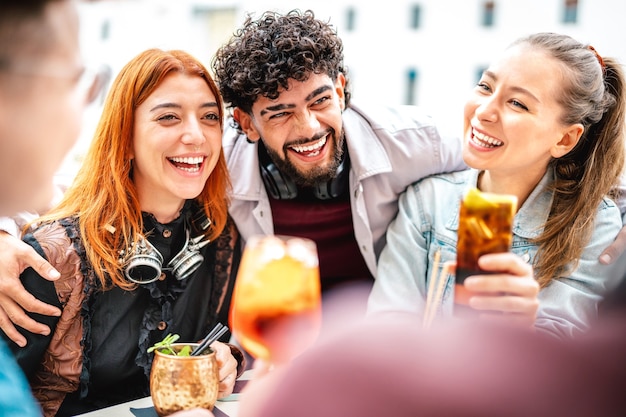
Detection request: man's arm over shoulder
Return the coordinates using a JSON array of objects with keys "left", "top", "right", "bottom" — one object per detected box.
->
[
  {"left": 0, "top": 227, "right": 61, "bottom": 346},
  {"left": 2, "top": 232, "right": 62, "bottom": 377}
]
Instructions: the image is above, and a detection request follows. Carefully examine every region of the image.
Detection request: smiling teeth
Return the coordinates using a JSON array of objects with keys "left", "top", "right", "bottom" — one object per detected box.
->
[
  {"left": 291, "top": 137, "right": 327, "bottom": 153},
  {"left": 169, "top": 156, "right": 204, "bottom": 164},
  {"left": 472, "top": 129, "right": 503, "bottom": 148}
]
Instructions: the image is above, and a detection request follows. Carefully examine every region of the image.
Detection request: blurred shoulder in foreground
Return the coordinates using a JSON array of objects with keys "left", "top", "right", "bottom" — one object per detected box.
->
[{"left": 239, "top": 280, "right": 626, "bottom": 417}]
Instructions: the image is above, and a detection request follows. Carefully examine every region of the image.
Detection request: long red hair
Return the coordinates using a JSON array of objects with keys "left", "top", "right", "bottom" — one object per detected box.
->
[{"left": 36, "top": 49, "right": 231, "bottom": 290}]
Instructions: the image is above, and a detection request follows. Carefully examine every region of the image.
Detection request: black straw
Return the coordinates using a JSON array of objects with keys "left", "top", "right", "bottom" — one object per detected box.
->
[{"left": 191, "top": 323, "right": 228, "bottom": 356}]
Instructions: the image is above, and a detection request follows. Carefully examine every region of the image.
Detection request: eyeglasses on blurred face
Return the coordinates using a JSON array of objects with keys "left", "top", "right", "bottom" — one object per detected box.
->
[
  {"left": 0, "top": 59, "right": 111, "bottom": 105},
  {"left": 74, "top": 64, "right": 111, "bottom": 105}
]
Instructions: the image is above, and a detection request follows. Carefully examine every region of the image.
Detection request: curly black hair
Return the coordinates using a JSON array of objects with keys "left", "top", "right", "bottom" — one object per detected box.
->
[{"left": 212, "top": 9, "right": 351, "bottom": 118}]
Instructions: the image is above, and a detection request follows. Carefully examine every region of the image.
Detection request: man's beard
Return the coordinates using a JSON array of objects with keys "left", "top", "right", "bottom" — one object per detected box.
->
[{"left": 262, "top": 129, "right": 346, "bottom": 188}]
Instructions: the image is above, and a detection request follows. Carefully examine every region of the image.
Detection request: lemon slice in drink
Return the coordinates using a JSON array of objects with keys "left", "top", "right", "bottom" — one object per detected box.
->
[{"left": 463, "top": 187, "right": 518, "bottom": 212}]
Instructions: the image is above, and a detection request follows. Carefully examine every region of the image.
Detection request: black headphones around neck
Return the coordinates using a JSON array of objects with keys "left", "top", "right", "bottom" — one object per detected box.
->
[{"left": 258, "top": 141, "right": 349, "bottom": 200}]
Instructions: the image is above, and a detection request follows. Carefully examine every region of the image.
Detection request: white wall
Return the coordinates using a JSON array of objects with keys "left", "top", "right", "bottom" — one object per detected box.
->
[{"left": 59, "top": 0, "right": 626, "bottom": 179}]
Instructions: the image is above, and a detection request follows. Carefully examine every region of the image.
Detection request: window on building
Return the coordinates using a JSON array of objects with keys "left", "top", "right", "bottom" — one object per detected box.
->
[
  {"left": 406, "top": 68, "right": 419, "bottom": 105},
  {"left": 346, "top": 7, "right": 356, "bottom": 31},
  {"left": 100, "top": 19, "right": 110, "bottom": 41},
  {"left": 482, "top": 1, "right": 495, "bottom": 27},
  {"left": 563, "top": 0, "right": 578, "bottom": 23},
  {"left": 475, "top": 66, "right": 487, "bottom": 84},
  {"left": 410, "top": 4, "right": 422, "bottom": 29},
  {"left": 190, "top": 7, "right": 237, "bottom": 66}
]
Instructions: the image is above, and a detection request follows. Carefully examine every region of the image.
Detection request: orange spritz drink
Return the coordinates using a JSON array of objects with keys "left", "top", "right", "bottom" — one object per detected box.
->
[{"left": 230, "top": 235, "right": 321, "bottom": 365}]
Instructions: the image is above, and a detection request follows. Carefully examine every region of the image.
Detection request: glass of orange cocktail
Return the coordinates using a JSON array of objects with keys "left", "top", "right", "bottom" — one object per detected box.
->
[{"left": 230, "top": 235, "right": 321, "bottom": 365}]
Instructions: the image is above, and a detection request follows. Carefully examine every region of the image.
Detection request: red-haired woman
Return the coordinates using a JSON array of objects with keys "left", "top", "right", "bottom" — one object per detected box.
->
[{"left": 4, "top": 48, "right": 243, "bottom": 417}]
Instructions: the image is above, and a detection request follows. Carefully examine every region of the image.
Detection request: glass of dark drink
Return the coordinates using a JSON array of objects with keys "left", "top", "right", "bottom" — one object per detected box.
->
[{"left": 455, "top": 188, "right": 517, "bottom": 306}]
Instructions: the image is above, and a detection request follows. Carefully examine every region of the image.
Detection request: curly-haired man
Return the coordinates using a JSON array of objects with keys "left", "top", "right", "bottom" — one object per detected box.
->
[{"left": 212, "top": 10, "right": 466, "bottom": 301}]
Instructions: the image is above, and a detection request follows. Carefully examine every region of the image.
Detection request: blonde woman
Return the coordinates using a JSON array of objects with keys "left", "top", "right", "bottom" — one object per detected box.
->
[{"left": 369, "top": 33, "right": 626, "bottom": 338}]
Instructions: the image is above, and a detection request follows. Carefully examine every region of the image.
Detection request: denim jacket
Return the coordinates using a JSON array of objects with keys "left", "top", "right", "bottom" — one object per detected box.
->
[{"left": 368, "top": 169, "right": 623, "bottom": 338}]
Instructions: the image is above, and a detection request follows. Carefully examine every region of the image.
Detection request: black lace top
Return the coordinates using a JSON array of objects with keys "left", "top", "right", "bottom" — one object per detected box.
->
[{"left": 9, "top": 201, "right": 240, "bottom": 416}]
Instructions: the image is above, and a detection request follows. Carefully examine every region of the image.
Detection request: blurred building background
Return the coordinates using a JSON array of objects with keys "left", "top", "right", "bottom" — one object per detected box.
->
[{"left": 60, "top": 0, "right": 626, "bottom": 180}]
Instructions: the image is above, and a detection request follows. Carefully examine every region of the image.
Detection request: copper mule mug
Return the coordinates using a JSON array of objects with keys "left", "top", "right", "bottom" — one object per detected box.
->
[{"left": 150, "top": 343, "right": 219, "bottom": 416}]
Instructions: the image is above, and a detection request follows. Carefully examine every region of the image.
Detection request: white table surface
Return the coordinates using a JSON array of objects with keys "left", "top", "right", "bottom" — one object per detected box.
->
[{"left": 75, "top": 370, "right": 252, "bottom": 417}]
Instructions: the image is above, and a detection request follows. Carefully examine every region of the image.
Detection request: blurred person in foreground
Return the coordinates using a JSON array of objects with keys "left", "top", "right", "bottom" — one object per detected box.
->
[
  {"left": 0, "top": 0, "right": 108, "bottom": 415},
  {"left": 0, "top": 0, "right": 91, "bottom": 216},
  {"left": 237, "top": 297, "right": 626, "bottom": 417},
  {"left": 1, "top": 48, "right": 245, "bottom": 417},
  {"left": 368, "top": 33, "right": 626, "bottom": 338}
]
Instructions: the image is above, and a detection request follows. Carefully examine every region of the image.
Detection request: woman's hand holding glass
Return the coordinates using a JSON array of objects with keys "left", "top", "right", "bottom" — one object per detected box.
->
[
  {"left": 211, "top": 341, "right": 238, "bottom": 399},
  {"left": 459, "top": 252, "right": 539, "bottom": 327}
]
